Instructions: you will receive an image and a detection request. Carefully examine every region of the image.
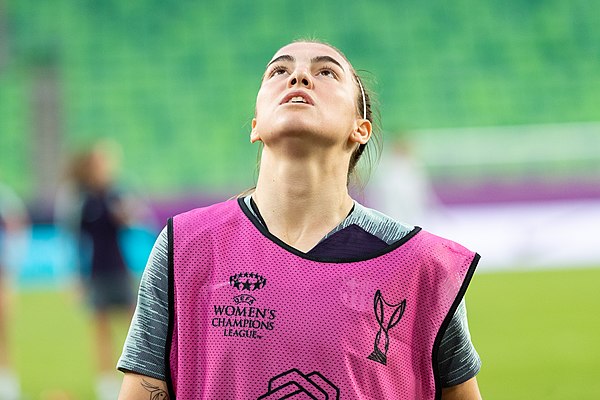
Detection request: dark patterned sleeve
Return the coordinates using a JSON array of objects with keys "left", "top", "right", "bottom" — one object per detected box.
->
[
  {"left": 117, "top": 226, "right": 169, "bottom": 380},
  {"left": 438, "top": 299, "right": 482, "bottom": 387}
]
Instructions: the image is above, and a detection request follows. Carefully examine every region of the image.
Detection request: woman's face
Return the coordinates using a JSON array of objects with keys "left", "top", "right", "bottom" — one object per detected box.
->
[{"left": 251, "top": 42, "right": 368, "bottom": 153}]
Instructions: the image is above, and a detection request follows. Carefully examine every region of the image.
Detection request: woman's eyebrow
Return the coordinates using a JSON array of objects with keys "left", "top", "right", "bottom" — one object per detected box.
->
[
  {"left": 266, "top": 54, "right": 294, "bottom": 68},
  {"left": 266, "top": 54, "right": 345, "bottom": 72},
  {"left": 311, "top": 55, "right": 345, "bottom": 72}
]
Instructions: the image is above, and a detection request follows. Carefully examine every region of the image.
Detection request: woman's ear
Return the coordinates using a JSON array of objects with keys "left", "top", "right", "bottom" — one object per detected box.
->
[
  {"left": 250, "top": 118, "right": 261, "bottom": 143},
  {"left": 352, "top": 119, "right": 372, "bottom": 145}
]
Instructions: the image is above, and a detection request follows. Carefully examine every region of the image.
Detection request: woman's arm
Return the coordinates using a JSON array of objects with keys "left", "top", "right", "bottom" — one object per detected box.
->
[
  {"left": 118, "top": 373, "right": 170, "bottom": 400},
  {"left": 441, "top": 377, "right": 482, "bottom": 400}
]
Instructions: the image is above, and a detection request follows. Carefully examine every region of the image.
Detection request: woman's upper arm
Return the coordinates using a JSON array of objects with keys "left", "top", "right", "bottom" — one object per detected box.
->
[
  {"left": 441, "top": 377, "right": 482, "bottom": 400},
  {"left": 119, "top": 372, "right": 170, "bottom": 400},
  {"left": 117, "top": 227, "right": 170, "bottom": 378},
  {"left": 438, "top": 299, "right": 481, "bottom": 386}
]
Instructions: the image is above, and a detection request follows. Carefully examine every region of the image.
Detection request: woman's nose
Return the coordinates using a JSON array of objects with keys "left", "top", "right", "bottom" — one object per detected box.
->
[{"left": 288, "top": 69, "right": 312, "bottom": 88}]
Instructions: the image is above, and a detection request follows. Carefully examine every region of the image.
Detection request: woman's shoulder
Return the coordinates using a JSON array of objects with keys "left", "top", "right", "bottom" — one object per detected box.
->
[
  {"left": 351, "top": 202, "right": 476, "bottom": 257},
  {"left": 173, "top": 198, "right": 239, "bottom": 222},
  {"left": 337, "top": 201, "right": 416, "bottom": 245}
]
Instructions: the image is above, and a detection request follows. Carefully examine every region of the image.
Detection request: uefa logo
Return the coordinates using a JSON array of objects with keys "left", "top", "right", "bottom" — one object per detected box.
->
[
  {"left": 230, "top": 272, "right": 267, "bottom": 291},
  {"left": 229, "top": 272, "right": 267, "bottom": 305}
]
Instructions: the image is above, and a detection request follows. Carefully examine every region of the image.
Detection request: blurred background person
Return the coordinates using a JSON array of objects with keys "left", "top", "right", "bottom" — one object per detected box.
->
[
  {"left": 0, "top": 178, "right": 29, "bottom": 400},
  {"left": 53, "top": 152, "right": 87, "bottom": 268},
  {"left": 56, "top": 140, "right": 137, "bottom": 400},
  {"left": 367, "top": 133, "right": 441, "bottom": 227}
]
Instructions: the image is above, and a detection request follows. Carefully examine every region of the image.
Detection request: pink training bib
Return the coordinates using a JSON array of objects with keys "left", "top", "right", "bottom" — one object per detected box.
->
[{"left": 168, "top": 199, "right": 478, "bottom": 399}]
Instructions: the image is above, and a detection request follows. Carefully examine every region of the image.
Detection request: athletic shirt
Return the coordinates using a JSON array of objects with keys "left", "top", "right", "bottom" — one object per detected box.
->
[
  {"left": 118, "top": 197, "right": 481, "bottom": 396},
  {"left": 79, "top": 189, "right": 127, "bottom": 278}
]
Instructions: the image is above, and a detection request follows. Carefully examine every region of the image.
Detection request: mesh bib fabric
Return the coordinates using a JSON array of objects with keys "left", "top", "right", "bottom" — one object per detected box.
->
[{"left": 168, "top": 199, "right": 478, "bottom": 399}]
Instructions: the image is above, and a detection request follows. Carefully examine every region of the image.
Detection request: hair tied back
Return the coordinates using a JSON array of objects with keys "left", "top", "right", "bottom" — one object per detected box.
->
[{"left": 357, "top": 77, "right": 367, "bottom": 120}]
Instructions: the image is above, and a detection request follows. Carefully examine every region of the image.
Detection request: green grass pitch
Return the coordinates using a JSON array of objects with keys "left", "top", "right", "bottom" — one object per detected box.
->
[
  {"left": 466, "top": 267, "right": 600, "bottom": 399},
  {"left": 7, "top": 267, "right": 600, "bottom": 399}
]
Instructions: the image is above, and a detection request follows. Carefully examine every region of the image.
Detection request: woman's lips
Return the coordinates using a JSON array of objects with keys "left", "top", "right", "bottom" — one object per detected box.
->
[{"left": 280, "top": 91, "right": 314, "bottom": 105}]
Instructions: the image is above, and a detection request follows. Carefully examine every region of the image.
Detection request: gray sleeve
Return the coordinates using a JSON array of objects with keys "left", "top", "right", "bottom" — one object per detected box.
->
[
  {"left": 117, "top": 226, "right": 169, "bottom": 380},
  {"left": 438, "top": 299, "right": 482, "bottom": 387}
]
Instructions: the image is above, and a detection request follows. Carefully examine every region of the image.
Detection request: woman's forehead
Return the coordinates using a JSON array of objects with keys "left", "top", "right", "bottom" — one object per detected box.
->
[{"left": 269, "top": 42, "right": 351, "bottom": 69}]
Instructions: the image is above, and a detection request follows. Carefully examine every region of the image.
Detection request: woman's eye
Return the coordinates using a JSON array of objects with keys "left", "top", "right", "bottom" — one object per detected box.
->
[
  {"left": 318, "top": 68, "right": 337, "bottom": 79},
  {"left": 269, "top": 67, "right": 288, "bottom": 78}
]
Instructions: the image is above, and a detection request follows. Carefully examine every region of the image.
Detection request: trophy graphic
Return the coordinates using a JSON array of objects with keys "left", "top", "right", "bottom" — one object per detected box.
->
[{"left": 367, "top": 290, "right": 406, "bottom": 366}]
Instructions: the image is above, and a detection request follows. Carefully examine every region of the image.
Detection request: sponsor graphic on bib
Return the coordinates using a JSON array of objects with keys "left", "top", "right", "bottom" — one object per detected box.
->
[
  {"left": 210, "top": 272, "right": 277, "bottom": 339},
  {"left": 258, "top": 368, "right": 340, "bottom": 400},
  {"left": 367, "top": 290, "right": 406, "bottom": 366}
]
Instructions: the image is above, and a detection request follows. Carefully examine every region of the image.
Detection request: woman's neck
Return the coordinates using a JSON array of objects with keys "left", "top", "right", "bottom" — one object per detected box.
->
[{"left": 252, "top": 150, "right": 354, "bottom": 252}]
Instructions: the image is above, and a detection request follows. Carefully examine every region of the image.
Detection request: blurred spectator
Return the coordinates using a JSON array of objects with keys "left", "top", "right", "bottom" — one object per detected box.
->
[
  {"left": 55, "top": 140, "right": 137, "bottom": 400},
  {"left": 0, "top": 179, "right": 28, "bottom": 400},
  {"left": 367, "top": 133, "right": 440, "bottom": 227}
]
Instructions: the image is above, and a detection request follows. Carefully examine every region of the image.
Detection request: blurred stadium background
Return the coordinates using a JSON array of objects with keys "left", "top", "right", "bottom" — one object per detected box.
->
[{"left": 0, "top": 0, "right": 599, "bottom": 398}]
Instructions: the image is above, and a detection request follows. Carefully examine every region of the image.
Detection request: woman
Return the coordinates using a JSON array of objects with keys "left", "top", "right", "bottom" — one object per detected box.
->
[
  {"left": 118, "top": 40, "right": 482, "bottom": 400},
  {"left": 67, "top": 143, "right": 136, "bottom": 400}
]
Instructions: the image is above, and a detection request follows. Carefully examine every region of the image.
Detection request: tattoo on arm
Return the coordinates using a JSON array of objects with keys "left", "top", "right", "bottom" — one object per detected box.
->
[{"left": 141, "top": 379, "right": 170, "bottom": 400}]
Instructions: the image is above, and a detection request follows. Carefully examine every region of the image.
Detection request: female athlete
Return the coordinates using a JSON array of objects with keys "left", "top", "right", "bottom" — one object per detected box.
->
[{"left": 117, "top": 40, "right": 482, "bottom": 400}]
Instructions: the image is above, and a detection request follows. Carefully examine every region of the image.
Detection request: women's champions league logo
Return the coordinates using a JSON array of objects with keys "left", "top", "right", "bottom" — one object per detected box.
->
[
  {"left": 367, "top": 290, "right": 407, "bottom": 366},
  {"left": 210, "top": 272, "right": 275, "bottom": 339},
  {"left": 229, "top": 272, "right": 267, "bottom": 305}
]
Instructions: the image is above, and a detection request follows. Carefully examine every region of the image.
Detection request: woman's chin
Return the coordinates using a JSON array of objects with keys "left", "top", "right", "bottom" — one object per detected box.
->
[{"left": 263, "top": 127, "right": 337, "bottom": 148}]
